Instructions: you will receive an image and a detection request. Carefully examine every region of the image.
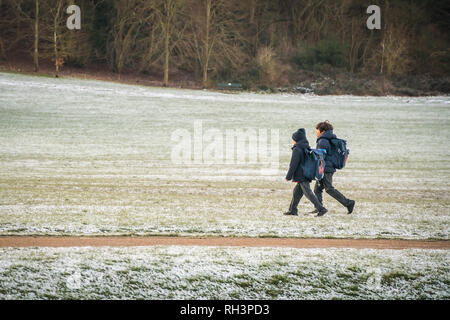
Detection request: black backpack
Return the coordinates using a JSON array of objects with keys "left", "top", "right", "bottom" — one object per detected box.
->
[{"left": 326, "top": 138, "right": 349, "bottom": 170}]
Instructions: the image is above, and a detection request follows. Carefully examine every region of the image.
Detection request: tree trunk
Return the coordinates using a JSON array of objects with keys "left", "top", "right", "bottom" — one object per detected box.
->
[
  {"left": 162, "top": 0, "right": 172, "bottom": 88},
  {"left": 202, "top": 0, "right": 211, "bottom": 88},
  {"left": 54, "top": 29, "right": 58, "bottom": 76},
  {"left": 249, "top": 0, "right": 255, "bottom": 25},
  {"left": 163, "top": 28, "right": 169, "bottom": 87},
  {"left": 34, "top": 0, "right": 39, "bottom": 72},
  {"left": 54, "top": 0, "right": 62, "bottom": 77},
  {"left": 163, "top": 34, "right": 169, "bottom": 87},
  {"left": 380, "top": 0, "right": 389, "bottom": 75}
]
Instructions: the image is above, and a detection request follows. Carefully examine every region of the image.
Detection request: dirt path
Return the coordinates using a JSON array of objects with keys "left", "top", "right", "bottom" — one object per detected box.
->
[{"left": 0, "top": 236, "right": 448, "bottom": 250}]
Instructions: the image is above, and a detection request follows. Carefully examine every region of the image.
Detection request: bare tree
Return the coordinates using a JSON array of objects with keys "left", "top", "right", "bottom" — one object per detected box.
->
[
  {"left": 199, "top": 0, "right": 213, "bottom": 87},
  {"left": 185, "top": 0, "right": 247, "bottom": 87},
  {"left": 113, "top": 1, "right": 139, "bottom": 75},
  {"left": 348, "top": 16, "right": 365, "bottom": 73},
  {"left": 34, "top": 0, "right": 39, "bottom": 71},
  {"left": 249, "top": 0, "right": 256, "bottom": 25},
  {"left": 53, "top": 0, "right": 63, "bottom": 76},
  {"left": 155, "top": 0, "right": 185, "bottom": 87},
  {"left": 2, "top": 0, "right": 35, "bottom": 57},
  {"left": 138, "top": 12, "right": 163, "bottom": 74}
]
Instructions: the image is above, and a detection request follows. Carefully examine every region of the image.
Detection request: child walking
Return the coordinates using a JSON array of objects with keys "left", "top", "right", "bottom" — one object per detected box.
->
[
  {"left": 284, "top": 128, "right": 328, "bottom": 216},
  {"left": 311, "top": 121, "right": 355, "bottom": 214}
]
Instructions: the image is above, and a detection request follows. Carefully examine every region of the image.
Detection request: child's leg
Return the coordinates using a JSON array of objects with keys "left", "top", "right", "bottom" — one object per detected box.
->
[
  {"left": 322, "top": 172, "right": 351, "bottom": 207},
  {"left": 299, "top": 182, "right": 325, "bottom": 211},
  {"left": 288, "top": 183, "right": 303, "bottom": 214},
  {"left": 313, "top": 179, "right": 325, "bottom": 205}
]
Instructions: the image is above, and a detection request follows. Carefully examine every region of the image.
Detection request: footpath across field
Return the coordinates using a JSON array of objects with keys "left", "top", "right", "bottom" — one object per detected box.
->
[{"left": 1, "top": 236, "right": 449, "bottom": 250}]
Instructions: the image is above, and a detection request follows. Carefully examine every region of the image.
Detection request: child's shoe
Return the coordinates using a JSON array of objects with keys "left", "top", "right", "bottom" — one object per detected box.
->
[
  {"left": 316, "top": 208, "right": 328, "bottom": 217},
  {"left": 347, "top": 200, "right": 355, "bottom": 214}
]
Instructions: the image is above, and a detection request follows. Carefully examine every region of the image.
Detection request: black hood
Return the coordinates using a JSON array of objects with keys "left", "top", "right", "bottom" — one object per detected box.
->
[
  {"left": 292, "top": 128, "right": 306, "bottom": 142},
  {"left": 317, "top": 130, "right": 336, "bottom": 142},
  {"left": 292, "top": 128, "right": 310, "bottom": 149}
]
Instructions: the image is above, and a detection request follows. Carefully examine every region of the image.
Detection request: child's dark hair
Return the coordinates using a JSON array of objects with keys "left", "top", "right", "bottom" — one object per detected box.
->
[{"left": 315, "top": 120, "right": 333, "bottom": 133}]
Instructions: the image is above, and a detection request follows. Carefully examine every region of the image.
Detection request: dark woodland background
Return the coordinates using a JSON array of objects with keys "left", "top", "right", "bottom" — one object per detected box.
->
[{"left": 0, "top": 0, "right": 449, "bottom": 95}]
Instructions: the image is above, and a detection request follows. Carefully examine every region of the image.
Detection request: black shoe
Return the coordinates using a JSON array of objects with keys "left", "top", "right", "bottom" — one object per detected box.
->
[
  {"left": 347, "top": 200, "right": 355, "bottom": 214},
  {"left": 316, "top": 208, "right": 328, "bottom": 217},
  {"left": 309, "top": 209, "right": 319, "bottom": 214},
  {"left": 283, "top": 211, "right": 298, "bottom": 216}
]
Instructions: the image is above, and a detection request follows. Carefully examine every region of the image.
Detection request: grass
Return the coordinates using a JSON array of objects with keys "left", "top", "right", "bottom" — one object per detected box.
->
[
  {"left": 2, "top": 246, "right": 447, "bottom": 300},
  {"left": 0, "top": 72, "right": 449, "bottom": 241}
]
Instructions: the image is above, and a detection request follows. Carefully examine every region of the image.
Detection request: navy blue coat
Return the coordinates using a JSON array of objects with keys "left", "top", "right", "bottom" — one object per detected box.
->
[
  {"left": 286, "top": 139, "right": 312, "bottom": 183},
  {"left": 316, "top": 130, "right": 337, "bottom": 173}
]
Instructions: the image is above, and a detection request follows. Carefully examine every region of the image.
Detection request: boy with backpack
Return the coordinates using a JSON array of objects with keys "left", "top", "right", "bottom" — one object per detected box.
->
[
  {"left": 284, "top": 128, "right": 328, "bottom": 217},
  {"left": 311, "top": 121, "right": 355, "bottom": 214}
]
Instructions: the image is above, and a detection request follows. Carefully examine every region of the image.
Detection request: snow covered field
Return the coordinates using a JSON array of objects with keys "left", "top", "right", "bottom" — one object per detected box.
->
[
  {"left": 0, "top": 246, "right": 448, "bottom": 299},
  {"left": 0, "top": 72, "right": 449, "bottom": 239}
]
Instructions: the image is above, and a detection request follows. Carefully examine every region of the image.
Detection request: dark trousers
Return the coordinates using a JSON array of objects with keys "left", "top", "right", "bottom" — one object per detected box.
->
[
  {"left": 289, "top": 182, "right": 324, "bottom": 214},
  {"left": 314, "top": 172, "right": 350, "bottom": 207}
]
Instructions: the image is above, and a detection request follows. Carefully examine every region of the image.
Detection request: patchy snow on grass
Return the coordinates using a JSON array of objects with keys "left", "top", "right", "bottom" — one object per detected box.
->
[
  {"left": 0, "top": 72, "right": 449, "bottom": 239},
  {"left": 0, "top": 246, "right": 448, "bottom": 300}
]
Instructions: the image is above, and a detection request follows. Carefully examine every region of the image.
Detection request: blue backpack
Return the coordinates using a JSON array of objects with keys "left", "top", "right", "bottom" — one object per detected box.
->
[
  {"left": 327, "top": 138, "right": 349, "bottom": 170},
  {"left": 302, "top": 149, "right": 326, "bottom": 181}
]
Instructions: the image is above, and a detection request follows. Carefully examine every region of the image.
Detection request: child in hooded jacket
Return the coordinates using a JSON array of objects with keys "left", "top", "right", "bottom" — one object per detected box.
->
[
  {"left": 311, "top": 121, "right": 355, "bottom": 214},
  {"left": 284, "top": 128, "right": 328, "bottom": 216}
]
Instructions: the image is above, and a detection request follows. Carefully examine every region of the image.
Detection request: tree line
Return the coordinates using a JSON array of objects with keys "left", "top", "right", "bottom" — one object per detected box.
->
[{"left": 0, "top": 0, "right": 448, "bottom": 88}]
